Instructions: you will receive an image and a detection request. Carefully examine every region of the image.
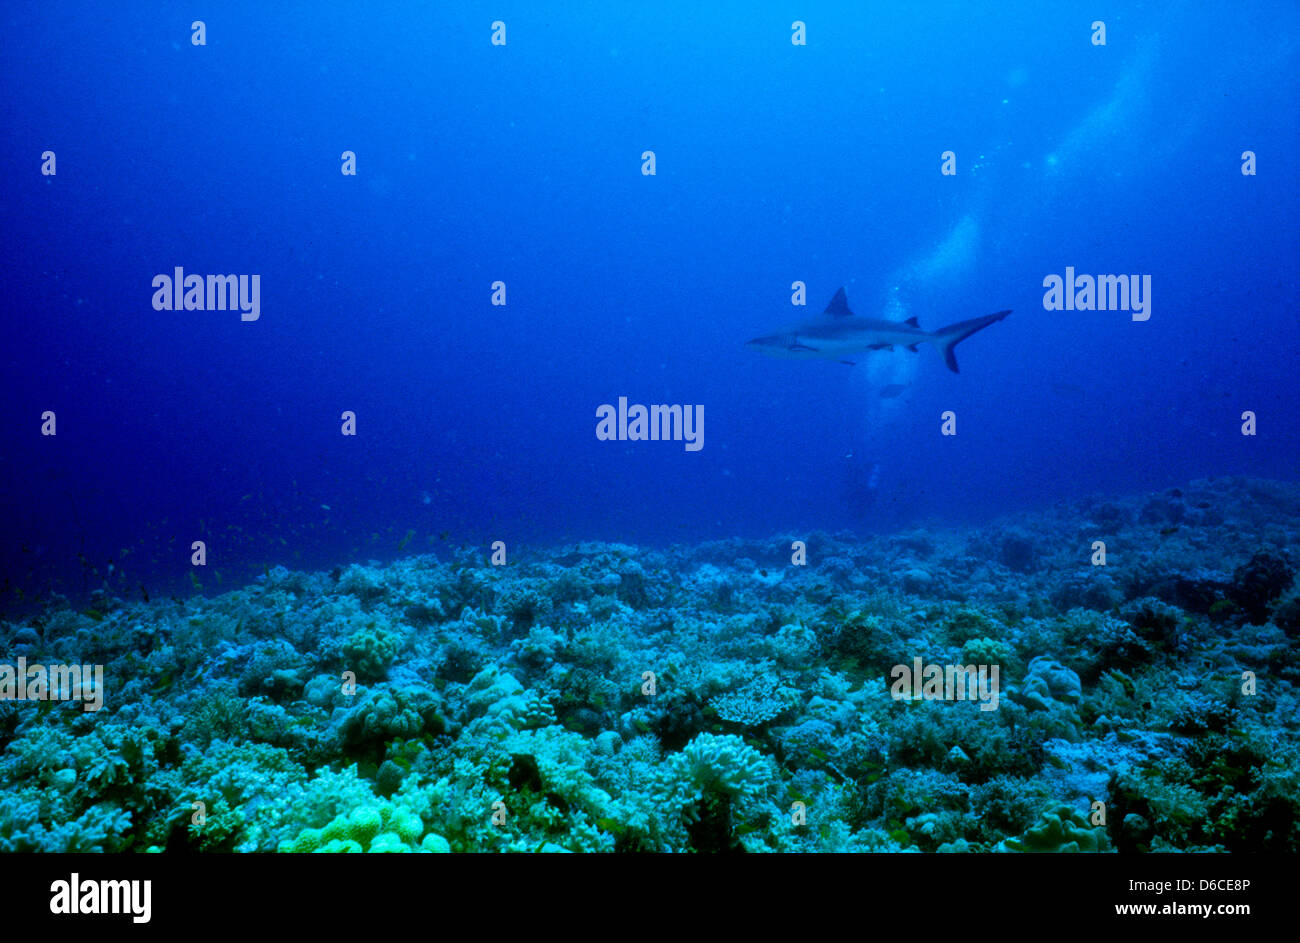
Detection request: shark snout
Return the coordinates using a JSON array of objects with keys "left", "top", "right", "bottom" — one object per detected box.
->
[{"left": 745, "top": 333, "right": 783, "bottom": 353}]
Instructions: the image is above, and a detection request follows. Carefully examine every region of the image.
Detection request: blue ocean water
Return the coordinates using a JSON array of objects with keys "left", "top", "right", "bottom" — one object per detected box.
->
[
  {"left": 2, "top": 2, "right": 1297, "bottom": 606},
  {"left": 3, "top": 1, "right": 1300, "bottom": 872}
]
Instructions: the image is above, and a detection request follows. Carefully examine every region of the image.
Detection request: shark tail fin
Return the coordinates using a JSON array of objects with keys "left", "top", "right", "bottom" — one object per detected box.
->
[{"left": 933, "top": 310, "right": 1011, "bottom": 373}]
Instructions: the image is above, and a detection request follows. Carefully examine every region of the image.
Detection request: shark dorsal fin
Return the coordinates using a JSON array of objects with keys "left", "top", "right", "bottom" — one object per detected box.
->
[
  {"left": 823, "top": 287, "right": 854, "bottom": 318},
  {"left": 904, "top": 316, "right": 920, "bottom": 327}
]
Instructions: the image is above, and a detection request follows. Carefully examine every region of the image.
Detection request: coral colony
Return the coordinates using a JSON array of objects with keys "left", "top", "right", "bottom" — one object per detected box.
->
[{"left": 2, "top": 477, "right": 1297, "bottom": 852}]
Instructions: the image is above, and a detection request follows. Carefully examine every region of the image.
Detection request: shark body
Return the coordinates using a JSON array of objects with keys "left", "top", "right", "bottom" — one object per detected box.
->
[{"left": 746, "top": 287, "right": 1010, "bottom": 373}]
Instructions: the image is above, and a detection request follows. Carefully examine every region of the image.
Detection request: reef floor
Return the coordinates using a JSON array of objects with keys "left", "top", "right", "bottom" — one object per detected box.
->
[{"left": 2, "top": 476, "right": 1297, "bottom": 853}]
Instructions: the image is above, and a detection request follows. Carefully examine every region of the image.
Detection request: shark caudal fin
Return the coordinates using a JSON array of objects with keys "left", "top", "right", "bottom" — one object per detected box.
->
[{"left": 933, "top": 310, "right": 1011, "bottom": 373}]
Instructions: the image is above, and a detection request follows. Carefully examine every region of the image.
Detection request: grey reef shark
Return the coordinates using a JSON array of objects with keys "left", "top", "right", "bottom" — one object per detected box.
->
[{"left": 746, "top": 287, "right": 1010, "bottom": 373}]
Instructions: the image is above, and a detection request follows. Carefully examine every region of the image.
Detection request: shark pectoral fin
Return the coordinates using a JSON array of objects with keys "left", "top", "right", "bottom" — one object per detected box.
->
[
  {"left": 840, "top": 360, "right": 856, "bottom": 366},
  {"left": 867, "top": 344, "right": 894, "bottom": 351},
  {"left": 904, "top": 316, "right": 920, "bottom": 327},
  {"left": 907, "top": 344, "right": 919, "bottom": 352},
  {"left": 788, "top": 342, "right": 817, "bottom": 352}
]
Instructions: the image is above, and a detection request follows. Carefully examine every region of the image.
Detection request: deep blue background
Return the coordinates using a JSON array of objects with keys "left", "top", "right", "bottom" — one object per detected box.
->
[{"left": 1, "top": 1, "right": 1296, "bottom": 608}]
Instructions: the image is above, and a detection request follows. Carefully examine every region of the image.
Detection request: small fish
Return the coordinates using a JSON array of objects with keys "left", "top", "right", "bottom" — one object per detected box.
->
[{"left": 879, "top": 383, "right": 907, "bottom": 399}]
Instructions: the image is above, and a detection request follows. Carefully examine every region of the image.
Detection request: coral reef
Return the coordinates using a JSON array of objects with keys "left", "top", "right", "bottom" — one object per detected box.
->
[{"left": 1, "top": 477, "right": 1296, "bottom": 852}]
